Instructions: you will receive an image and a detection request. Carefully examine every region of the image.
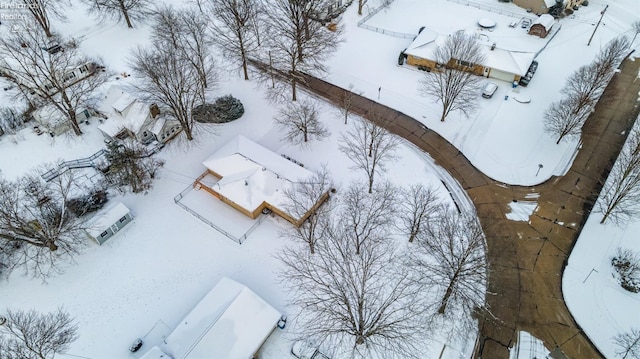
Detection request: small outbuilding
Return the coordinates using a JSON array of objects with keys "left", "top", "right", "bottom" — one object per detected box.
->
[
  {"left": 85, "top": 202, "right": 133, "bottom": 245},
  {"left": 528, "top": 14, "right": 555, "bottom": 38}
]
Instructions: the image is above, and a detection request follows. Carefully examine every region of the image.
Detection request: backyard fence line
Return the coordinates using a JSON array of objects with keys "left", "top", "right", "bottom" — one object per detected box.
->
[
  {"left": 173, "top": 182, "right": 243, "bottom": 244},
  {"left": 445, "top": 0, "right": 528, "bottom": 19},
  {"left": 173, "top": 181, "right": 269, "bottom": 245},
  {"left": 356, "top": 0, "right": 417, "bottom": 40}
]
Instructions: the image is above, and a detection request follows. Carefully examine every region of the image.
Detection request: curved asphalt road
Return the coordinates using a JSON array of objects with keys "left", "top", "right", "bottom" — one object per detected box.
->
[{"left": 292, "top": 55, "right": 640, "bottom": 358}]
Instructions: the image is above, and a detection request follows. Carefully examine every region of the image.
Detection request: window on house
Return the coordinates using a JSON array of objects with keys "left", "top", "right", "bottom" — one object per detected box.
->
[
  {"left": 119, "top": 216, "right": 127, "bottom": 223},
  {"left": 100, "top": 230, "right": 108, "bottom": 238}
]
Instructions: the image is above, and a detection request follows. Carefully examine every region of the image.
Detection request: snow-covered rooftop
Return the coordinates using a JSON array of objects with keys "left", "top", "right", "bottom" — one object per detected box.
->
[
  {"left": 86, "top": 202, "right": 131, "bottom": 238},
  {"left": 405, "top": 31, "right": 536, "bottom": 76},
  {"left": 202, "top": 135, "right": 314, "bottom": 216},
  {"left": 98, "top": 85, "right": 152, "bottom": 137},
  {"left": 532, "top": 14, "right": 555, "bottom": 31},
  {"left": 162, "top": 277, "right": 281, "bottom": 359}
]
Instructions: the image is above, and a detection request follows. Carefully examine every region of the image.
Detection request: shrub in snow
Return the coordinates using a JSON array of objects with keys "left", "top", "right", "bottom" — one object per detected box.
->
[
  {"left": 611, "top": 247, "right": 640, "bottom": 293},
  {"left": 67, "top": 189, "right": 108, "bottom": 217},
  {"left": 193, "top": 95, "right": 244, "bottom": 123}
]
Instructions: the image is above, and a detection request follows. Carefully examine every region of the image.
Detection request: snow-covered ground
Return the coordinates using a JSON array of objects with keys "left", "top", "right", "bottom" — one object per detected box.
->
[
  {"left": 324, "top": 0, "right": 640, "bottom": 185},
  {"left": 563, "top": 115, "right": 640, "bottom": 358},
  {"left": 0, "top": 0, "right": 639, "bottom": 358}
]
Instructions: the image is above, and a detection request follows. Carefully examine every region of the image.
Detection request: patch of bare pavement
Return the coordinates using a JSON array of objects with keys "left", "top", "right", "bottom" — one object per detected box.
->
[{"left": 295, "top": 54, "right": 640, "bottom": 358}]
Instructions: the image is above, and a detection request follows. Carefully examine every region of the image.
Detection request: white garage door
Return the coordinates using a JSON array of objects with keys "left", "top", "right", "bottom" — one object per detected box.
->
[{"left": 488, "top": 68, "right": 516, "bottom": 83}]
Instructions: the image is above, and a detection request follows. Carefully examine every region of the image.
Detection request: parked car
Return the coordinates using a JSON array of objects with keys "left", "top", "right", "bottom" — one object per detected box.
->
[
  {"left": 291, "top": 341, "right": 330, "bottom": 359},
  {"left": 521, "top": 18, "right": 532, "bottom": 28},
  {"left": 129, "top": 338, "right": 143, "bottom": 353},
  {"left": 482, "top": 82, "right": 498, "bottom": 99},
  {"left": 519, "top": 60, "right": 539, "bottom": 87}
]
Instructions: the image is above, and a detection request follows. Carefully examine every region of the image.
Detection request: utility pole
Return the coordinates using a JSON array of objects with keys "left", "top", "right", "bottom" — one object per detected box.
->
[{"left": 587, "top": 5, "right": 608, "bottom": 46}]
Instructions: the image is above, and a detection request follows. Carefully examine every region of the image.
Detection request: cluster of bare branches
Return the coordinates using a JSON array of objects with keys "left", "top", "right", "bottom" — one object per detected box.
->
[
  {"left": 338, "top": 181, "right": 396, "bottom": 254},
  {"left": 279, "top": 222, "right": 429, "bottom": 359},
  {"left": 280, "top": 175, "right": 483, "bottom": 357},
  {"left": 613, "top": 327, "right": 640, "bottom": 359},
  {"left": 397, "top": 183, "right": 441, "bottom": 242},
  {"left": 80, "top": 0, "right": 155, "bottom": 28},
  {"left": 104, "top": 140, "right": 164, "bottom": 194},
  {"left": 275, "top": 98, "right": 329, "bottom": 145},
  {"left": 128, "top": 6, "right": 217, "bottom": 141},
  {"left": 0, "top": 308, "right": 78, "bottom": 359},
  {"left": 21, "top": 0, "right": 70, "bottom": 37},
  {"left": 339, "top": 116, "right": 399, "bottom": 193},
  {"left": 0, "top": 171, "right": 88, "bottom": 279},
  {"left": 0, "top": 20, "right": 109, "bottom": 136},
  {"left": 282, "top": 165, "right": 334, "bottom": 254},
  {"left": 263, "top": 0, "right": 341, "bottom": 101},
  {"left": 408, "top": 208, "right": 486, "bottom": 332},
  {"left": 207, "top": 0, "right": 261, "bottom": 80},
  {"left": 544, "top": 37, "right": 629, "bottom": 144},
  {"left": 597, "top": 124, "right": 640, "bottom": 224},
  {"left": 419, "top": 31, "right": 485, "bottom": 122}
]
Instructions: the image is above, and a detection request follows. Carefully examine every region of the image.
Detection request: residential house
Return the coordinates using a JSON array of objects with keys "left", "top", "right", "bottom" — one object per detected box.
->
[
  {"left": 98, "top": 85, "right": 181, "bottom": 145},
  {"left": 31, "top": 105, "right": 98, "bottom": 136},
  {"left": 140, "top": 277, "right": 282, "bottom": 359},
  {"left": 528, "top": 14, "right": 555, "bottom": 38},
  {"left": 511, "top": 0, "right": 559, "bottom": 14},
  {"left": 405, "top": 29, "right": 536, "bottom": 83},
  {"left": 196, "top": 135, "right": 330, "bottom": 227},
  {"left": 85, "top": 202, "right": 133, "bottom": 245}
]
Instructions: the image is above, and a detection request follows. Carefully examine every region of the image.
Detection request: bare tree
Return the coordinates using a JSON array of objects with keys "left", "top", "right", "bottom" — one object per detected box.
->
[
  {"left": 104, "top": 140, "right": 164, "bottom": 194},
  {"left": 339, "top": 181, "right": 396, "bottom": 255},
  {"left": 543, "top": 96, "right": 591, "bottom": 144},
  {"left": 128, "top": 39, "right": 212, "bottom": 141},
  {"left": 562, "top": 37, "right": 629, "bottom": 114},
  {"left": 208, "top": 0, "right": 260, "bottom": 80},
  {"left": 597, "top": 125, "right": 640, "bottom": 224},
  {"left": 409, "top": 208, "right": 486, "bottom": 323},
  {"left": 274, "top": 98, "right": 329, "bottom": 145},
  {"left": 279, "top": 225, "right": 428, "bottom": 359},
  {"left": 21, "top": 0, "right": 69, "bottom": 37},
  {"left": 152, "top": 6, "right": 216, "bottom": 102},
  {"left": 614, "top": 327, "right": 640, "bottom": 359},
  {"left": 264, "top": 0, "right": 340, "bottom": 101},
  {"left": 397, "top": 183, "right": 440, "bottom": 242},
  {"left": 0, "top": 171, "right": 87, "bottom": 279},
  {"left": 0, "top": 22, "right": 109, "bottom": 136},
  {"left": 339, "top": 116, "right": 399, "bottom": 193},
  {"left": 632, "top": 21, "right": 640, "bottom": 47},
  {"left": 337, "top": 84, "right": 362, "bottom": 125},
  {"left": 0, "top": 308, "right": 78, "bottom": 359},
  {"left": 282, "top": 165, "right": 333, "bottom": 254},
  {"left": 80, "top": 0, "right": 154, "bottom": 28},
  {"left": 419, "top": 31, "right": 485, "bottom": 122}
]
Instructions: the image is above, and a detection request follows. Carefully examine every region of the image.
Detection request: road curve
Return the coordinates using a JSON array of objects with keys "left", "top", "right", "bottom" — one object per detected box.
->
[{"left": 291, "top": 55, "right": 640, "bottom": 358}]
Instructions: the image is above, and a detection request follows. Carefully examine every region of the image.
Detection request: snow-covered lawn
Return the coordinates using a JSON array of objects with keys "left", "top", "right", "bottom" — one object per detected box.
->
[{"left": 1, "top": 0, "right": 639, "bottom": 357}]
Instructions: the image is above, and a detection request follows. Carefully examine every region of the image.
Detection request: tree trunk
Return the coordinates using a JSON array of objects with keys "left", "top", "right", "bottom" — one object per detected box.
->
[
  {"left": 46, "top": 240, "right": 58, "bottom": 252},
  {"left": 292, "top": 77, "right": 297, "bottom": 101},
  {"left": 358, "top": 0, "right": 364, "bottom": 15},
  {"left": 556, "top": 135, "right": 563, "bottom": 145},
  {"left": 119, "top": 0, "right": 133, "bottom": 28},
  {"left": 600, "top": 209, "right": 611, "bottom": 224},
  {"left": 368, "top": 174, "right": 374, "bottom": 194},
  {"left": 438, "top": 277, "right": 456, "bottom": 314}
]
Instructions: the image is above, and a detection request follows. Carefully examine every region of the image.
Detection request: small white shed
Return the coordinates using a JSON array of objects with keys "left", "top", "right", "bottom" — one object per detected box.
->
[{"left": 86, "top": 202, "right": 133, "bottom": 245}]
